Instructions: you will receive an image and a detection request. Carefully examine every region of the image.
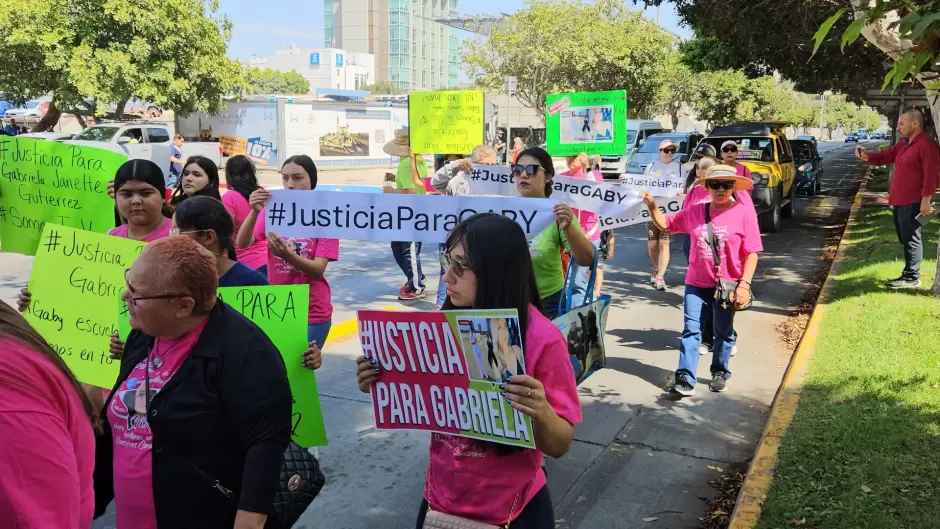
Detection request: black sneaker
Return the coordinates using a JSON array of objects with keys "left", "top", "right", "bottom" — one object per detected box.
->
[
  {"left": 885, "top": 277, "right": 921, "bottom": 289},
  {"left": 671, "top": 374, "right": 695, "bottom": 396},
  {"left": 709, "top": 373, "right": 728, "bottom": 393}
]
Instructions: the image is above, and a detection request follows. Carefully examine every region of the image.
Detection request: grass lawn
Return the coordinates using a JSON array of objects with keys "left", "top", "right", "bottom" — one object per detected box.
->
[{"left": 755, "top": 206, "right": 940, "bottom": 529}]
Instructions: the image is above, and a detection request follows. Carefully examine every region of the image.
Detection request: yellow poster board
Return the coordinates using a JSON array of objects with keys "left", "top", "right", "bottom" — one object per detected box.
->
[
  {"left": 408, "top": 90, "right": 484, "bottom": 155},
  {"left": 220, "top": 136, "right": 249, "bottom": 157}
]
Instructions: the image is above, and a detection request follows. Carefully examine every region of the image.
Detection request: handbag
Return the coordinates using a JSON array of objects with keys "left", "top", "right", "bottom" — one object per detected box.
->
[
  {"left": 422, "top": 465, "right": 527, "bottom": 529},
  {"left": 145, "top": 361, "right": 325, "bottom": 529},
  {"left": 704, "top": 204, "right": 753, "bottom": 311},
  {"left": 554, "top": 248, "right": 611, "bottom": 384}
]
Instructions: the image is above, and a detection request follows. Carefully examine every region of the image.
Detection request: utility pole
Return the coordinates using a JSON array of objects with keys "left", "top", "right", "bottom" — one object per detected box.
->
[{"left": 505, "top": 76, "right": 517, "bottom": 166}]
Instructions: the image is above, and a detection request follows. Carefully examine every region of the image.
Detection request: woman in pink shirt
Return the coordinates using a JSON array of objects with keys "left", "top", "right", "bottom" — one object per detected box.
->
[
  {"left": 0, "top": 302, "right": 97, "bottom": 529},
  {"left": 559, "top": 153, "right": 607, "bottom": 307},
  {"left": 644, "top": 165, "right": 762, "bottom": 396},
  {"left": 356, "top": 213, "right": 582, "bottom": 528},
  {"left": 236, "top": 155, "right": 339, "bottom": 348},
  {"left": 221, "top": 155, "right": 268, "bottom": 271}
]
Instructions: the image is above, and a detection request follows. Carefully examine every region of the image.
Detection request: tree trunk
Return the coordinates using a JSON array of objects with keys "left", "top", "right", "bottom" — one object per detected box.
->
[
  {"left": 114, "top": 99, "right": 128, "bottom": 120},
  {"left": 31, "top": 100, "right": 61, "bottom": 133},
  {"left": 671, "top": 107, "right": 680, "bottom": 131}
]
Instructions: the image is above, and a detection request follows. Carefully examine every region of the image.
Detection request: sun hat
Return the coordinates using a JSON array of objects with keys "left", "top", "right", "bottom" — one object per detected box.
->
[
  {"left": 720, "top": 140, "right": 739, "bottom": 151},
  {"left": 658, "top": 139, "right": 676, "bottom": 150},
  {"left": 383, "top": 129, "right": 411, "bottom": 157},
  {"left": 694, "top": 164, "right": 754, "bottom": 192}
]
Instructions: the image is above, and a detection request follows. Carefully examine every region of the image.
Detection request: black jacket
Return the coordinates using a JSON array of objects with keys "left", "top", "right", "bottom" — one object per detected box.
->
[{"left": 94, "top": 301, "right": 292, "bottom": 528}]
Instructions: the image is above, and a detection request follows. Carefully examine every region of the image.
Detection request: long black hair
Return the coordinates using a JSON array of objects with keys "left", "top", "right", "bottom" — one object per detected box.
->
[
  {"left": 169, "top": 155, "right": 222, "bottom": 207},
  {"left": 173, "top": 196, "right": 237, "bottom": 261},
  {"left": 515, "top": 146, "right": 555, "bottom": 197},
  {"left": 113, "top": 158, "right": 172, "bottom": 223},
  {"left": 282, "top": 154, "right": 318, "bottom": 189},
  {"left": 442, "top": 213, "right": 542, "bottom": 349},
  {"left": 225, "top": 155, "right": 260, "bottom": 201}
]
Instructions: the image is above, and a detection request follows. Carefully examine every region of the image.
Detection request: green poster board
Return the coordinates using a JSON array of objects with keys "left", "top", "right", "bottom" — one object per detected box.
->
[
  {"left": 545, "top": 90, "right": 628, "bottom": 156},
  {"left": 409, "top": 90, "right": 485, "bottom": 155},
  {"left": 119, "top": 285, "right": 327, "bottom": 447},
  {"left": 0, "top": 137, "right": 126, "bottom": 255}
]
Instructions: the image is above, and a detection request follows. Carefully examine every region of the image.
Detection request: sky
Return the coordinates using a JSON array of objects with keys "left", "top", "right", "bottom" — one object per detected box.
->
[{"left": 220, "top": 0, "right": 692, "bottom": 61}]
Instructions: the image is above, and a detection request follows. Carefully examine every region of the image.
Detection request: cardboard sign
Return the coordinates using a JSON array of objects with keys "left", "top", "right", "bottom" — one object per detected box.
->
[
  {"left": 220, "top": 135, "right": 249, "bottom": 157},
  {"left": 117, "top": 285, "right": 328, "bottom": 447},
  {"left": 358, "top": 309, "right": 535, "bottom": 448},
  {"left": 265, "top": 190, "right": 557, "bottom": 244},
  {"left": 0, "top": 138, "right": 126, "bottom": 255},
  {"left": 409, "top": 90, "right": 485, "bottom": 154},
  {"left": 24, "top": 224, "right": 145, "bottom": 388},
  {"left": 545, "top": 90, "right": 627, "bottom": 156}
]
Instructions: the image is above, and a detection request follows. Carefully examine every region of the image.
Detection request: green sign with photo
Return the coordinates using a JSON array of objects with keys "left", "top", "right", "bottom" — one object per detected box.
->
[{"left": 545, "top": 90, "right": 628, "bottom": 156}]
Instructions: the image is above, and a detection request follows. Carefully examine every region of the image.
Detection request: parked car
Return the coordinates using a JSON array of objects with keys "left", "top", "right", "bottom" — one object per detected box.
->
[
  {"left": 4, "top": 98, "right": 50, "bottom": 120},
  {"left": 598, "top": 119, "right": 668, "bottom": 180},
  {"left": 700, "top": 122, "right": 797, "bottom": 233},
  {"left": 624, "top": 131, "right": 704, "bottom": 175},
  {"left": 796, "top": 135, "right": 818, "bottom": 146},
  {"left": 790, "top": 139, "right": 824, "bottom": 196},
  {"left": 0, "top": 93, "right": 10, "bottom": 116},
  {"left": 844, "top": 132, "right": 859, "bottom": 143},
  {"left": 68, "top": 121, "right": 221, "bottom": 167}
]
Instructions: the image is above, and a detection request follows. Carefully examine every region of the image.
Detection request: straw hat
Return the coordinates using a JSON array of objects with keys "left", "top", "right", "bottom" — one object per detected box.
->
[
  {"left": 694, "top": 164, "right": 754, "bottom": 192},
  {"left": 383, "top": 129, "right": 411, "bottom": 157}
]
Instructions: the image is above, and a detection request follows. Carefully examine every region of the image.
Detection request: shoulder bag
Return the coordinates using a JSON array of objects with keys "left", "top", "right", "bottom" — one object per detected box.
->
[
  {"left": 704, "top": 204, "right": 754, "bottom": 311},
  {"left": 422, "top": 464, "right": 530, "bottom": 529}
]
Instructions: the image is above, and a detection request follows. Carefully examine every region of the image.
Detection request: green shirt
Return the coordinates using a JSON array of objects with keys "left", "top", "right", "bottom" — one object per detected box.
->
[
  {"left": 396, "top": 157, "right": 428, "bottom": 194},
  {"left": 529, "top": 217, "right": 583, "bottom": 300}
]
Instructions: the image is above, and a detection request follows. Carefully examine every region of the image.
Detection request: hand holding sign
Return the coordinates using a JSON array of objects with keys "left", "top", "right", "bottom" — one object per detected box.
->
[
  {"left": 357, "top": 355, "right": 380, "bottom": 393},
  {"left": 503, "top": 375, "right": 551, "bottom": 423},
  {"left": 249, "top": 188, "right": 271, "bottom": 213}
]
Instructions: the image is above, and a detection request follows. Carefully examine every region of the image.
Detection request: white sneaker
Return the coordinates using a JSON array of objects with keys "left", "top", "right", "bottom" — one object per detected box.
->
[
  {"left": 699, "top": 344, "right": 711, "bottom": 355},
  {"left": 731, "top": 345, "right": 738, "bottom": 357}
]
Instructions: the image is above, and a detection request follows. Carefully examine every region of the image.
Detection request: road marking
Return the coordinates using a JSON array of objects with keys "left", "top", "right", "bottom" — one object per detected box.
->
[{"left": 325, "top": 305, "right": 397, "bottom": 344}]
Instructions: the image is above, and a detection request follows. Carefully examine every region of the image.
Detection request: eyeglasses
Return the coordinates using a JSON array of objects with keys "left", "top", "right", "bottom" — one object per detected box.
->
[
  {"left": 660, "top": 148, "right": 677, "bottom": 154},
  {"left": 706, "top": 180, "right": 736, "bottom": 191},
  {"left": 440, "top": 252, "right": 472, "bottom": 278},
  {"left": 511, "top": 164, "right": 542, "bottom": 178},
  {"left": 123, "top": 268, "right": 189, "bottom": 306},
  {"left": 722, "top": 147, "right": 738, "bottom": 153},
  {"left": 169, "top": 228, "right": 210, "bottom": 236}
]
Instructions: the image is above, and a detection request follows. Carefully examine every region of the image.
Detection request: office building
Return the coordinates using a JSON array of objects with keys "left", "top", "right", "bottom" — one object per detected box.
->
[
  {"left": 247, "top": 44, "right": 375, "bottom": 93},
  {"left": 324, "top": 0, "right": 460, "bottom": 91}
]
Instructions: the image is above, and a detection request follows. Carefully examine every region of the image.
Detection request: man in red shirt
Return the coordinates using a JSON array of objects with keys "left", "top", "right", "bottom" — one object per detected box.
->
[{"left": 857, "top": 108, "right": 939, "bottom": 289}]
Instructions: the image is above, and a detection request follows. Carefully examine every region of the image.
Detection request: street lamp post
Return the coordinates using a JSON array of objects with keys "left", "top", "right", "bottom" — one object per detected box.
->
[{"left": 505, "top": 75, "right": 517, "bottom": 166}]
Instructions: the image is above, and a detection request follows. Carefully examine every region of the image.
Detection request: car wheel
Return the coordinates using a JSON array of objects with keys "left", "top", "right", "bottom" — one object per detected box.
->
[
  {"left": 759, "top": 188, "right": 781, "bottom": 233},
  {"left": 782, "top": 183, "right": 796, "bottom": 218}
]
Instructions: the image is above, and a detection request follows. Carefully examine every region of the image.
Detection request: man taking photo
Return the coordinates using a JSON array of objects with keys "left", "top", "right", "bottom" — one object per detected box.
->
[{"left": 857, "top": 108, "right": 939, "bottom": 289}]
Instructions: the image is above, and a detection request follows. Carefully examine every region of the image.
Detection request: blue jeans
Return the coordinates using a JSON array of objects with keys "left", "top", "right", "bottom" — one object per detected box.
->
[
  {"left": 391, "top": 241, "right": 425, "bottom": 291},
  {"left": 678, "top": 285, "right": 736, "bottom": 386},
  {"left": 570, "top": 241, "right": 599, "bottom": 308},
  {"left": 679, "top": 233, "right": 692, "bottom": 263},
  {"left": 307, "top": 319, "right": 332, "bottom": 348},
  {"left": 436, "top": 243, "right": 448, "bottom": 306},
  {"left": 541, "top": 289, "right": 563, "bottom": 320},
  {"left": 892, "top": 203, "right": 923, "bottom": 280}
]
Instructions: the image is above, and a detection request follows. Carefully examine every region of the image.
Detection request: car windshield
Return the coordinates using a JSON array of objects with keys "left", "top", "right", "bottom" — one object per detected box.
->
[
  {"left": 73, "top": 127, "right": 120, "bottom": 142},
  {"left": 25, "top": 101, "right": 39, "bottom": 109},
  {"left": 627, "top": 130, "right": 637, "bottom": 146},
  {"left": 703, "top": 137, "right": 774, "bottom": 162},
  {"left": 637, "top": 135, "right": 687, "bottom": 153},
  {"left": 791, "top": 142, "right": 814, "bottom": 160}
]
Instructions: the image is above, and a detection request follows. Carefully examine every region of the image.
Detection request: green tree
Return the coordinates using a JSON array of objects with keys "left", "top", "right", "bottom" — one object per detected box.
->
[
  {"left": 248, "top": 68, "right": 310, "bottom": 94},
  {"left": 0, "top": 0, "right": 248, "bottom": 131},
  {"left": 654, "top": 52, "right": 696, "bottom": 130},
  {"left": 461, "top": 0, "right": 675, "bottom": 121},
  {"left": 691, "top": 69, "right": 747, "bottom": 126},
  {"left": 361, "top": 81, "right": 402, "bottom": 95}
]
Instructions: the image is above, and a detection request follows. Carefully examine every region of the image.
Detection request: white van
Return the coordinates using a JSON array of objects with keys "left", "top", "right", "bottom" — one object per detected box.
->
[{"left": 598, "top": 119, "right": 668, "bottom": 180}]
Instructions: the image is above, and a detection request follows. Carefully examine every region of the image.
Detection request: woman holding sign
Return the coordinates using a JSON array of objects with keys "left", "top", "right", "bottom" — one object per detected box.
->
[
  {"left": 356, "top": 213, "right": 582, "bottom": 529},
  {"left": 236, "top": 155, "right": 339, "bottom": 349},
  {"left": 512, "top": 147, "right": 595, "bottom": 319}
]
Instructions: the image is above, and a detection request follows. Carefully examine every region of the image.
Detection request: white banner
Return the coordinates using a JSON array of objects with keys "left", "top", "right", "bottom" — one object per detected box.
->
[
  {"left": 619, "top": 167, "right": 685, "bottom": 197},
  {"left": 597, "top": 197, "right": 684, "bottom": 231},
  {"left": 468, "top": 166, "right": 640, "bottom": 218},
  {"left": 265, "top": 190, "right": 558, "bottom": 243}
]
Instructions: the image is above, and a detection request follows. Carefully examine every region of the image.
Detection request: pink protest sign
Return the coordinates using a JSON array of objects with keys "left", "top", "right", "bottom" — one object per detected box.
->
[{"left": 357, "top": 309, "right": 535, "bottom": 448}]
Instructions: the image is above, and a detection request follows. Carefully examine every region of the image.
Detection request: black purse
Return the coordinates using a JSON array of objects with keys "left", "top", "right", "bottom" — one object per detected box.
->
[{"left": 704, "top": 204, "right": 753, "bottom": 311}]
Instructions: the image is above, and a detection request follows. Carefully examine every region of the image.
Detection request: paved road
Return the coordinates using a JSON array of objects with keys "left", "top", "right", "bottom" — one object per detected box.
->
[{"left": 0, "top": 141, "right": 870, "bottom": 529}]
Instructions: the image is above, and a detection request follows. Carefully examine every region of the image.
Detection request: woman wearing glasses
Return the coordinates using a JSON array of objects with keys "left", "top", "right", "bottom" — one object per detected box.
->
[
  {"left": 643, "top": 165, "right": 761, "bottom": 395},
  {"left": 511, "top": 147, "right": 595, "bottom": 319},
  {"left": 356, "top": 213, "right": 581, "bottom": 528},
  {"left": 95, "top": 236, "right": 292, "bottom": 529},
  {"left": 719, "top": 141, "right": 753, "bottom": 179},
  {"left": 642, "top": 140, "right": 683, "bottom": 291}
]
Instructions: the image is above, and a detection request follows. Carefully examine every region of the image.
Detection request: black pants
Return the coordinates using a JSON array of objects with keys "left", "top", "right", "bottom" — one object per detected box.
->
[
  {"left": 893, "top": 203, "right": 923, "bottom": 280},
  {"left": 415, "top": 485, "right": 553, "bottom": 529}
]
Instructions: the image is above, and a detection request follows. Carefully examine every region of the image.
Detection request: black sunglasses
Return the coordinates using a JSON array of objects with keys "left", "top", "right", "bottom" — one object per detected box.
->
[
  {"left": 440, "top": 252, "right": 472, "bottom": 278},
  {"left": 722, "top": 147, "right": 738, "bottom": 153},
  {"left": 660, "top": 148, "right": 677, "bottom": 154},
  {"left": 706, "top": 180, "right": 736, "bottom": 191},
  {"left": 511, "top": 164, "right": 542, "bottom": 178}
]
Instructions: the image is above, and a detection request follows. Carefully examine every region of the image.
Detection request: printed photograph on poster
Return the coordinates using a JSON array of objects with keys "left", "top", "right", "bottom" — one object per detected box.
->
[
  {"left": 357, "top": 309, "right": 535, "bottom": 449},
  {"left": 560, "top": 106, "right": 614, "bottom": 143},
  {"left": 553, "top": 298, "right": 610, "bottom": 384},
  {"left": 319, "top": 124, "right": 370, "bottom": 156}
]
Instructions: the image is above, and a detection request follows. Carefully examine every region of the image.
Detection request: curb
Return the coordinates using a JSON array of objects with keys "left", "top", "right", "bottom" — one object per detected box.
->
[{"left": 727, "top": 166, "right": 871, "bottom": 529}]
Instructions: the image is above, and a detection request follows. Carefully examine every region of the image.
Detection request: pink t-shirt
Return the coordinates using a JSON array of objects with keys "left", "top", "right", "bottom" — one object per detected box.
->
[
  {"left": 254, "top": 210, "right": 339, "bottom": 323},
  {"left": 106, "top": 319, "right": 209, "bottom": 529},
  {"left": 222, "top": 191, "right": 269, "bottom": 269},
  {"left": 667, "top": 202, "right": 763, "bottom": 288},
  {"left": 0, "top": 338, "right": 95, "bottom": 529},
  {"left": 108, "top": 217, "right": 172, "bottom": 242},
  {"left": 424, "top": 305, "right": 582, "bottom": 525},
  {"left": 559, "top": 169, "right": 604, "bottom": 242}
]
